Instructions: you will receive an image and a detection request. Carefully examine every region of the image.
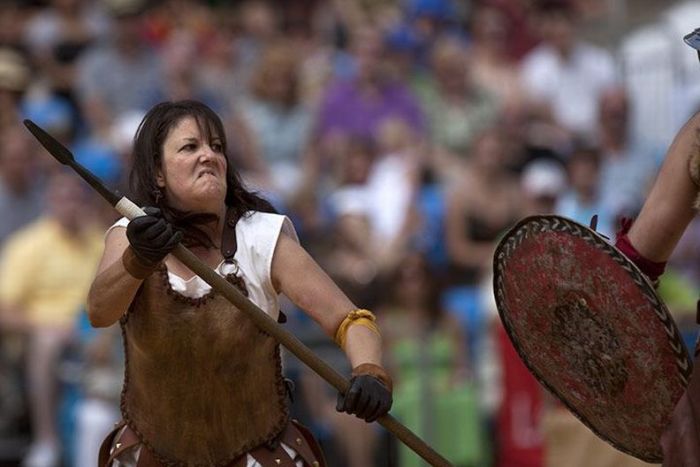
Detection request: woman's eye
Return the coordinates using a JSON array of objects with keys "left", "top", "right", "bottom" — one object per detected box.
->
[
  {"left": 181, "top": 143, "right": 197, "bottom": 152},
  {"left": 211, "top": 143, "right": 223, "bottom": 153}
]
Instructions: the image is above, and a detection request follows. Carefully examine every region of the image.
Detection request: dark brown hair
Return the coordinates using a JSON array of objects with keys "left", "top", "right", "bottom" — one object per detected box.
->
[{"left": 129, "top": 100, "right": 276, "bottom": 247}]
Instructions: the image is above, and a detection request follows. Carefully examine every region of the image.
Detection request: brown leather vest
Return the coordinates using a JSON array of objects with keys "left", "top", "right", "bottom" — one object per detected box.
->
[{"left": 120, "top": 267, "right": 289, "bottom": 466}]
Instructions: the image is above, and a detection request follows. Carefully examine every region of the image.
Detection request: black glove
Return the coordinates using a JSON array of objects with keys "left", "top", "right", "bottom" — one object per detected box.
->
[
  {"left": 337, "top": 372, "right": 393, "bottom": 423},
  {"left": 126, "top": 207, "right": 182, "bottom": 267}
]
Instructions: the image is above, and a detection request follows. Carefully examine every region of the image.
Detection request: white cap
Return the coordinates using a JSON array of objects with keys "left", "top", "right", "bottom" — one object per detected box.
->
[{"left": 521, "top": 159, "right": 567, "bottom": 197}]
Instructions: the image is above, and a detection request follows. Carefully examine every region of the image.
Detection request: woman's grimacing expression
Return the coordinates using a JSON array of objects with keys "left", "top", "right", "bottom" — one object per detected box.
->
[{"left": 156, "top": 116, "right": 228, "bottom": 213}]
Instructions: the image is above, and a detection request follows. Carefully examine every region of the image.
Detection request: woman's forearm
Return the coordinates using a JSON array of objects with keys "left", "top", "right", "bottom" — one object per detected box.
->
[
  {"left": 342, "top": 324, "right": 383, "bottom": 369},
  {"left": 86, "top": 258, "right": 143, "bottom": 328},
  {"left": 627, "top": 112, "right": 700, "bottom": 260}
]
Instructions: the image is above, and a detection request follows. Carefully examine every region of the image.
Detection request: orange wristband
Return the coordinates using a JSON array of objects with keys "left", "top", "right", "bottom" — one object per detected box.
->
[{"left": 334, "top": 309, "right": 380, "bottom": 349}]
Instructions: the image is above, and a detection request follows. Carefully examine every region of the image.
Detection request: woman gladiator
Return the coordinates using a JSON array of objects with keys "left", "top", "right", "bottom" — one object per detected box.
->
[{"left": 87, "top": 100, "right": 392, "bottom": 467}]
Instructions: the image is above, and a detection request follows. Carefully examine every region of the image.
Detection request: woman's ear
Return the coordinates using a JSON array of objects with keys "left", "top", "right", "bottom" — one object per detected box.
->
[{"left": 155, "top": 168, "right": 166, "bottom": 188}]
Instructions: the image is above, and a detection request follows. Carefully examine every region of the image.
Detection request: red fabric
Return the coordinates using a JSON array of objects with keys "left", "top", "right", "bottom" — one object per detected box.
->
[
  {"left": 614, "top": 218, "right": 666, "bottom": 282},
  {"left": 495, "top": 324, "right": 543, "bottom": 467}
]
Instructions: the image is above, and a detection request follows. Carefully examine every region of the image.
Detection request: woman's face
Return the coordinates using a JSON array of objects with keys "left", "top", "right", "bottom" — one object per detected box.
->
[{"left": 156, "top": 116, "right": 227, "bottom": 213}]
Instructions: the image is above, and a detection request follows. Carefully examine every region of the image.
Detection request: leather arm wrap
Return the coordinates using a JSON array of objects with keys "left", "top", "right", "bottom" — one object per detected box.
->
[
  {"left": 352, "top": 363, "right": 393, "bottom": 393},
  {"left": 614, "top": 219, "right": 666, "bottom": 284},
  {"left": 122, "top": 246, "right": 159, "bottom": 280}
]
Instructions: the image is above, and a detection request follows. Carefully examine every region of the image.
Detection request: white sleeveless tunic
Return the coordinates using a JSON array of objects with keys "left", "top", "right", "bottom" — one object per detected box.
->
[{"left": 108, "top": 211, "right": 302, "bottom": 467}]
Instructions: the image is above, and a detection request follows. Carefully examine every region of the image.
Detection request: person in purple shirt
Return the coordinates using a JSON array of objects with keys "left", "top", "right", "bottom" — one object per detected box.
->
[{"left": 315, "top": 26, "right": 425, "bottom": 144}]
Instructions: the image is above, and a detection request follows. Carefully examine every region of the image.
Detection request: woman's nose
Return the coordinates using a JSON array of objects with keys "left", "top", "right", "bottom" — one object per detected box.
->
[{"left": 198, "top": 145, "right": 217, "bottom": 162}]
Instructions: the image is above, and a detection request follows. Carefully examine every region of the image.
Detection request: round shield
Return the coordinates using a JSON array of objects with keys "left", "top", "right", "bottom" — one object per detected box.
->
[{"left": 493, "top": 215, "right": 692, "bottom": 463}]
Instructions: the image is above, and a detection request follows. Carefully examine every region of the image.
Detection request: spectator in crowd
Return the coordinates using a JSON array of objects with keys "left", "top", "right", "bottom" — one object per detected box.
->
[
  {"left": 57, "top": 156, "right": 123, "bottom": 467},
  {"left": 0, "top": 171, "right": 105, "bottom": 467},
  {"left": 159, "top": 30, "right": 213, "bottom": 108},
  {"left": 417, "top": 35, "right": 500, "bottom": 160},
  {"left": 324, "top": 187, "right": 381, "bottom": 309},
  {"left": 191, "top": 19, "right": 242, "bottom": 113},
  {"left": 379, "top": 251, "right": 485, "bottom": 467},
  {"left": 23, "top": 0, "right": 109, "bottom": 129},
  {"left": 475, "top": 119, "right": 568, "bottom": 467},
  {"left": 0, "top": 125, "right": 45, "bottom": 244},
  {"left": 311, "top": 194, "right": 383, "bottom": 467},
  {"left": 468, "top": 4, "right": 525, "bottom": 114},
  {"left": 520, "top": 0, "right": 618, "bottom": 140},
  {"left": 324, "top": 126, "right": 419, "bottom": 298},
  {"left": 70, "top": 313, "right": 123, "bottom": 467},
  {"left": 289, "top": 9, "right": 346, "bottom": 109},
  {"left": 136, "top": 1, "right": 240, "bottom": 113},
  {"left": 234, "top": 0, "right": 280, "bottom": 79},
  {"left": 364, "top": 117, "right": 423, "bottom": 247},
  {"left": 76, "top": 0, "right": 165, "bottom": 133},
  {"left": 520, "top": 158, "right": 567, "bottom": 216},
  {"left": 236, "top": 40, "right": 314, "bottom": 201},
  {"left": 445, "top": 128, "right": 522, "bottom": 288},
  {"left": 315, "top": 25, "right": 425, "bottom": 145},
  {"left": 442, "top": 128, "right": 522, "bottom": 397},
  {"left": 556, "top": 145, "right": 615, "bottom": 238},
  {"left": 0, "top": 51, "right": 36, "bottom": 456},
  {"left": 596, "top": 85, "right": 661, "bottom": 223}
]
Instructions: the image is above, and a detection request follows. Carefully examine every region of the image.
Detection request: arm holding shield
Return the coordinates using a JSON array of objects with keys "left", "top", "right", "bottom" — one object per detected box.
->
[{"left": 618, "top": 29, "right": 700, "bottom": 467}]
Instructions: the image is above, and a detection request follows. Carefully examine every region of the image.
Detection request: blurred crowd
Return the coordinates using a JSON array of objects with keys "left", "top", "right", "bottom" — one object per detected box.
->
[{"left": 0, "top": 0, "right": 699, "bottom": 466}]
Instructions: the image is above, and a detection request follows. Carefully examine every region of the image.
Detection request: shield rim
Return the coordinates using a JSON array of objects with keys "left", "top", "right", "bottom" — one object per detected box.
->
[{"left": 493, "top": 214, "right": 693, "bottom": 463}]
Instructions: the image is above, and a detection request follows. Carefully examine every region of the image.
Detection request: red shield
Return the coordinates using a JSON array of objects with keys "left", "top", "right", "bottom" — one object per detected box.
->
[{"left": 493, "top": 215, "right": 692, "bottom": 463}]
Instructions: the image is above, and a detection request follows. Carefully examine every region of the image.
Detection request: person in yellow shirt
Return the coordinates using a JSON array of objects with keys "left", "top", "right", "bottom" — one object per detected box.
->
[{"left": 0, "top": 170, "right": 104, "bottom": 467}]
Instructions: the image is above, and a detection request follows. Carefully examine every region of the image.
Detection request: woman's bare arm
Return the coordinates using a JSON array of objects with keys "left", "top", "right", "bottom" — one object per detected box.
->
[
  {"left": 271, "top": 233, "right": 382, "bottom": 368},
  {"left": 627, "top": 112, "right": 700, "bottom": 260},
  {"left": 86, "top": 227, "right": 144, "bottom": 327}
]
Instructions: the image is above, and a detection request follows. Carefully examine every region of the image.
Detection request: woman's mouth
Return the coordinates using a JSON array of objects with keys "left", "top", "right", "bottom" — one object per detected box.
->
[{"left": 197, "top": 170, "right": 216, "bottom": 178}]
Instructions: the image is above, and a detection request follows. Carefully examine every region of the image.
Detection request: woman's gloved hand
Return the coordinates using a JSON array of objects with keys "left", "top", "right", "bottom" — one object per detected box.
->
[
  {"left": 126, "top": 207, "right": 182, "bottom": 266},
  {"left": 123, "top": 207, "right": 182, "bottom": 278},
  {"left": 336, "top": 363, "right": 393, "bottom": 423}
]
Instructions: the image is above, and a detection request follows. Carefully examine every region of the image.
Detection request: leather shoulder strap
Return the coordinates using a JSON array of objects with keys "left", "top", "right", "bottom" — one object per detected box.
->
[{"left": 222, "top": 208, "right": 238, "bottom": 263}]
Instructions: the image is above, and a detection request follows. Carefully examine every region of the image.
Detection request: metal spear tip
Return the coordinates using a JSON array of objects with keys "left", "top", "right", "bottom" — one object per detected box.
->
[
  {"left": 684, "top": 28, "right": 700, "bottom": 53},
  {"left": 22, "top": 119, "right": 74, "bottom": 165}
]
